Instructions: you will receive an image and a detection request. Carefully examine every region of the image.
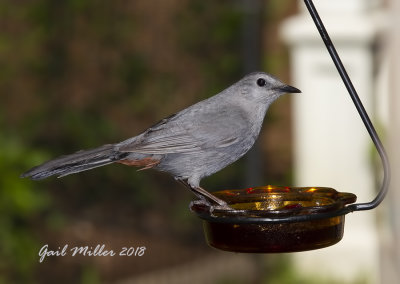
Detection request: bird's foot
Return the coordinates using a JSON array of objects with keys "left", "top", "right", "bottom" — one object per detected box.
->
[
  {"left": 209, "top": 204, "right": 233, "bottom": 217},
  {"left": 189, "top": 199, "right": 209, "bottom": 210},
  {"left": 190, "top": 187, "right": 233, "bottom": 211},
  {"left": 190, "top": 198, "right": 232, "bottom": 211},
  {"left": 177, "top": 178, "right": 233, "bottom": 212},
  {"left": 178, "top": 179, "right": 232, "bottom": 210}
]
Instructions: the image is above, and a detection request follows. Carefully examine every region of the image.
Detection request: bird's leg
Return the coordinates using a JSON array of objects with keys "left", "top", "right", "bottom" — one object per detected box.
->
[{"left": 177, "top": 179, "right": 231, "bottom": 210}]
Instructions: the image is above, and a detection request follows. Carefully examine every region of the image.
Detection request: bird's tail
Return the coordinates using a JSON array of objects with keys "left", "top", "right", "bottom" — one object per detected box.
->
[{"left": 21, "top": 144, "right": 126, "bottom": 180}]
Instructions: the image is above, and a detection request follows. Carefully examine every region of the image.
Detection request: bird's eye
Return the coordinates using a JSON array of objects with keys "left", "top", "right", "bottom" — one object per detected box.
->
[{"left": 257, "top": 78, "right": 266, "bottom": 87}]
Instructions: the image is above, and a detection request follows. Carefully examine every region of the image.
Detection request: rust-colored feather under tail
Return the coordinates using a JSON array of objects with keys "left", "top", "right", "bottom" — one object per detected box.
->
[{"left": 116, "top": 158, "right": 160, "bottom": 171}]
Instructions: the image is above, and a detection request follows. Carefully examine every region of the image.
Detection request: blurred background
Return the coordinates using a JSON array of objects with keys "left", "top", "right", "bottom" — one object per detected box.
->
[{"left": 0, "top": 0, "right": 398, "bottom": 283}]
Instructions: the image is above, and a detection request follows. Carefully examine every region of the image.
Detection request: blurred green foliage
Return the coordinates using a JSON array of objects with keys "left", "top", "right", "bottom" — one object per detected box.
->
[
  {"left": 176, "top": 0, "right": 243, "bottom": 95},
  {"left": 0, "top": 135, "right": 50, "bottom": 283}
]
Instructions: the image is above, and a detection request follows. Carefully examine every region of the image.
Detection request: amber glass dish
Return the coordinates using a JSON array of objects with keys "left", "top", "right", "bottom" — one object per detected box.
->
[{"left": 190, "top": 186, "right": 357, "bottom": 253}]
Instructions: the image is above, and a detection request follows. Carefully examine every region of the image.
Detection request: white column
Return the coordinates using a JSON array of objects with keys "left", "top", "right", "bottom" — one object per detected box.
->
[
  {"left": 281, "top": 0, "right": 384, "bottom": 282},
  {"left": 380, "top": 1, "right": 400, "bottom": 283}
]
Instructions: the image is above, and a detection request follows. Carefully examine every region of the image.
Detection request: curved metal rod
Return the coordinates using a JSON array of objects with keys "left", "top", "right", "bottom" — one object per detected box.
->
[{"left": 303, "top": 0, "right": 390, "bottom": 212}]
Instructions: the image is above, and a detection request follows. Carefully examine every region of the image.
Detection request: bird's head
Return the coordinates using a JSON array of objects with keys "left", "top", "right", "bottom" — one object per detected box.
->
[{"left": 236, "top": 72, "right": 301, "bottom": 105}]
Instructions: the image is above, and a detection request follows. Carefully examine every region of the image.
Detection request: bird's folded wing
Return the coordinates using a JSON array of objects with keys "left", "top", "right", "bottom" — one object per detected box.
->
[
  {"left": 117, "top": 106, "right": 247, "bottom": 155},
  {"left": 121, "top": 134, "right": 202, "bottom": 154},
  {"left": 118, "top": 131, "right": 239, "bottom": 154}
]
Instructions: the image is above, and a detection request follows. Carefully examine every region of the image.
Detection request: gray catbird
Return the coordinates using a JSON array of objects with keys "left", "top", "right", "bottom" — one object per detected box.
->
[{"left": 21, "top": 72, "right": 300, "bottom": 208}]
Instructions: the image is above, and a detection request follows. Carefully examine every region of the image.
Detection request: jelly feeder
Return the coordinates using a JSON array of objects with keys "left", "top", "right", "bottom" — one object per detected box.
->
[{"left": 191, "top": 0, "right": 391, "bottom": 253}]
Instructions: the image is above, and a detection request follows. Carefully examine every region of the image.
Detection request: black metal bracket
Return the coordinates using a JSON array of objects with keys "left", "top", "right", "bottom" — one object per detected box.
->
[
  {"left": 196, "top": 0, "right": 391, "bottom": 224},
  {"left": 304, "top": 0, "right": 390, "bottom": 213}
]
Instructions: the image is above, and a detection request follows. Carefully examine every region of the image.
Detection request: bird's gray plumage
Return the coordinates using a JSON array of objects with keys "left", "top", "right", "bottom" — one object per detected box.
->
[{"left": 21, "top": 72, "right": 300, "bottom": 205}]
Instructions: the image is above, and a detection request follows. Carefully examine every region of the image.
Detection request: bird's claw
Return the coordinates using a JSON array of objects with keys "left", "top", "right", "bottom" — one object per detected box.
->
[{"left": 189, "top": 198, "right": 232, "bottom": 215}]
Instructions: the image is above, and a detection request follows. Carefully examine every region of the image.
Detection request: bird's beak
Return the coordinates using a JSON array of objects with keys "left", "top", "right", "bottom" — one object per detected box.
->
[{"left": 279, "top": 84, "right": 301, "bottom": 94}]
